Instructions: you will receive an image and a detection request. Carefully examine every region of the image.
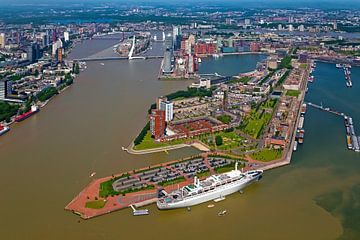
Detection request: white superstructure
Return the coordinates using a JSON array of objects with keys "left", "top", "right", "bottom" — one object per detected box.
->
[{"left": 157, "top": 163, "right": 263, "bottom": 209}]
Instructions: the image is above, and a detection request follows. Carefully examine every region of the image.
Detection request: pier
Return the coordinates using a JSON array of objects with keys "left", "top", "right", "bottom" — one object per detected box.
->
[{"left": 307, "top": 102, "right": 359, "bottom": 152}]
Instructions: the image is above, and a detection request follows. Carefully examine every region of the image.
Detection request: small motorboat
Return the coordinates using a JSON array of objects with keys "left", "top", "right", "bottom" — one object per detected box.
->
[
  {"left": 218, "top": 210, "right": 227, "bottom": 216},
  {"left": 207, "top": 204, "right": 215, "bottom": 208},
  {"left": 90, "top": 172, "right": 96, "bottom": 177},
  {"left": 214, "top": 196, "right": 225, "bottom": 202}
]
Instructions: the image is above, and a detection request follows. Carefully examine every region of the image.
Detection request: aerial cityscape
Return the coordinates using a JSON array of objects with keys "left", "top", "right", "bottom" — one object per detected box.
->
[{"left": 0, "top": 0, "right": 360, "bottom": 239}]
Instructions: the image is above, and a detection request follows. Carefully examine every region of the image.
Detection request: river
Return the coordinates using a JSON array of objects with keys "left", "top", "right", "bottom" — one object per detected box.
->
[{"left": 0, "top": 39, "right": 359, "bottom": 240}]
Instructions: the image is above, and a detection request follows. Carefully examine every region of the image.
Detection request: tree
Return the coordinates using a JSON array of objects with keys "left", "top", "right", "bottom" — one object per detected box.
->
[
  {"left": 215, "top": 135, "right": 223, "bottom": 146},
  {"left": 73, "top": 63, "right": 80, "bottom": 74}
]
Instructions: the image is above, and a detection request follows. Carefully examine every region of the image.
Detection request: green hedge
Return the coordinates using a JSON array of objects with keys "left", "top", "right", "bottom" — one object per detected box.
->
[{"left": 134, "top": 121, "right": 150, "bottom": 145}]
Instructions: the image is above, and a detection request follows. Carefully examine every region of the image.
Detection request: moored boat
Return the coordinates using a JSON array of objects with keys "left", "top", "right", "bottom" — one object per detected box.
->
[
  {"left": 15, "top": 105, "right": 39, "bottom": 122},
  {"left": 157, "top": 163, "right": 263, "bottom": 210},
  {"left": 0, "top": 125, "right": 10, "bottom": 136}
]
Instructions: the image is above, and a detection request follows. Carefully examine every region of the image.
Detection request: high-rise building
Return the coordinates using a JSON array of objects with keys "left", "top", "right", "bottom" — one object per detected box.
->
[
  {"left": 244, "top": 19, "right": 251, "bottom": 26},
  {"left": 333, "top": 21, "right": 338, "bottom": 30},
  {"left": 57, "top": 48, "right": 63, "bottom": 62},
  {"left": 172, "top": 25, "right": 182, "bottom": 50},
  {"left": 0, "top": 33, "right": 6, "bottom": 48},
  {"left": 150, "top": 109, "right": 166, "bottom": 140},
  {"left": 52, "top": 39, "right": 63, "bottom": 56},
  {"left": 289, "top": 16, "right": 294, "bottom": 23},
  {"left": 250, "top": 42, "right": 260, "bottom": 52},
  {"left": 299, "top": 25, "right": 305, "bottom": 32},
  {"left": 42, "top": 33, "right": 48, "bottom": 47},
  {"left": 288, "top": 24, "right": 294, "bottom": 32},
  {"left": 188, "top": 55, "right": 194, "bottom": 74},
  {"left": 27, "top": 44, "right": 35, "bottom": 63},
  {"left": 52, "top": 30, "right": 57, "bottom": 43},
  {"left": 0, "top": 80, "right": 12, "bottom": 100},
  {"left": 163, "top": 48, "right": 173, "bottom": 73},
  {"left": 160, "top": 101, "right": 174, "bottom": 122},
  {"left": 64, "top": 31, "right": 70, "bottom": 42},
  {"left": 278, "top": 24, "right": 283, "bottom": 31},
  {"left": 157, "top": 96, "right": 167, "bottom": 109}
]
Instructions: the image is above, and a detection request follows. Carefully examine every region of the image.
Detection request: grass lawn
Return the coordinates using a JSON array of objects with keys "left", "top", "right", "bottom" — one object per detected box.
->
[
  {"left": 242, "top": 112, "right": 271, "bottom": 139},
  {"left": 133, "top": 131, "right": 185, "bottom": 150},
  {"left": 228, "top": 76, "right": 251, "bottom": 84},
  {"left": 250, "top": 148, "right": 283, "bottom": 162},
  {"left": 214, "top": 162, "right": 236, "bottom": 173},
  {"left": 300, "top": 63, "right": 308, "bottom": 69},
  {"left": 217, "top": 115, "right": 232, "bottom": 124},
  {"left": 239, "top": 99, "right": 277, "bottom": 139},
  {"left": 99, "top": 173, "right": 129, "bottom": 198},
  {"left": 85, "top": 199, "right": 107, "bottom": 209},
  {"left": 216, "top": 131, "right": 245, "bottom": 150},
  {"left": 286, "top": 90, "right": 301, "bottom": 97},
  {"left": 159, "top": 176, "right": 186, "bottom": 186},
  {"left": 196, "top": 170, "right": 211, "bottom": 179}
]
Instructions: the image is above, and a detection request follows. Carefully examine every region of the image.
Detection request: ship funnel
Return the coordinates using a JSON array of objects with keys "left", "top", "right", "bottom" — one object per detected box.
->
[{"left": 235, "top": 162, "right": 238, "bottom": 171}]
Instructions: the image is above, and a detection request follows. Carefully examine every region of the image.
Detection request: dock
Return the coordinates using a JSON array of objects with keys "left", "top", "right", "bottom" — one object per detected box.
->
[
  {"left": 343, "top": 66, "right": 353, "bottom": 88},
  {"left": 307, "top": 102, "right": 359, "bottom": 152}
]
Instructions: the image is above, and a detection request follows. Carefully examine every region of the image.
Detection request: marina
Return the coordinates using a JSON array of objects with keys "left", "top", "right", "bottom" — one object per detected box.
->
[
  {"left": 343, "top": 66, "right": 353, "bottom": 87},
  {"left": 307, "top": 102, "right": 359, "bottom": 152}
]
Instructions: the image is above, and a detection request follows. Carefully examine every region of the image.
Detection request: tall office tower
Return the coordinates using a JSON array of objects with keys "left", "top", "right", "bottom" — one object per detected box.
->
[
  {"left": 64, "top": 31, "right": 70, "bottom": 42},
  {"left": 163, "top": 48, "right": 173, "bottom": 73},
  {"left": 172, "top": 26, "right": 182, "bottom": 50},
  {"left": 188, "top": 55, "right": 194, "bottom": 74},
  {"left": 150, "top": 109, "right": 166, "bottom": 140},
  {"left": 0, "top": 80, "right": 12, "bottom": 100},
  {"left": 42, "top": 33, "right": 48, "bottom": 47},
  {"left": 159, "top": 101, "right": 174, "bottom": 122},
  {"left": 289, "top": 24, "right": 294, "bottom": 32},
  {"left": 299, "top": 25, "right": 305, "bottom": 32},
  {"left": 57, "top": 48, "right": 63, "bottom": 62},
  {"left": 52, "top": 30, "right": 57, "bottom": 43},
  {"left": 0, "top": 33, "right": 6, "bottom": 48},
  {"left": 289, "top": 16, "right": 294, "bottom": 23},
  {"left": 333, "top": 21, "right": 338, "bottom": 30}
]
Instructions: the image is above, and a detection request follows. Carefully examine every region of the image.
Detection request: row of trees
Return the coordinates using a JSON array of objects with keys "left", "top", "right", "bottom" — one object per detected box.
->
[
  {"left": 134, "top": 122, "right": 150, "bottom": 145},
  {"left": 0, "top": 101, "right": 19, "bottom": 122}
]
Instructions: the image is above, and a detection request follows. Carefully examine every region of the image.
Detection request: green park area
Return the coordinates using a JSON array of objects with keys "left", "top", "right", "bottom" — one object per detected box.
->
[
  {"left": 217, "top": 114, "right": 232, "bottom": 124},
  {"left": 214, "top": 162, "right": 236, "bottom": 173},
  {"left": 99, "top": 174, "right": 130, "bottom": 198},
  {"left": 239, "top": 99, "right": 277, "bottom": 139},
  {"left": 85, "top": 199, "right": 107, "bottom": 209},
  {"left": 228, "top": 76, "right": 251, "bottom": 84},
  {"left": 215, "top": 130, "right": 245, "bottom": 150},
  {"left": 300, "top": 63, "right": 308, "bottom": 70},
  {"left": 37, "top": 87, "right": 58, "bottom": 102},
  {"left": 250, "top": 148, "right": 283, "bottom": 162},
  {"left": 0, "top": 101, "right": 19, "bottom": 122},
  {"left": 133, "top": 130, "right": 185, "bottom": 150},
  {"left": 196, "top": 170, "right": 211, "bottom": 179},
  {"left": 286, "top": 90, "right": 301, "bottom": 97}
]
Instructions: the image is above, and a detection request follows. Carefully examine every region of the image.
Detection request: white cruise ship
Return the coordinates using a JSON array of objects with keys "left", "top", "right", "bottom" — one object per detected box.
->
[{"left": 157, "top": 163, "right": 263, "bottom": 209}]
